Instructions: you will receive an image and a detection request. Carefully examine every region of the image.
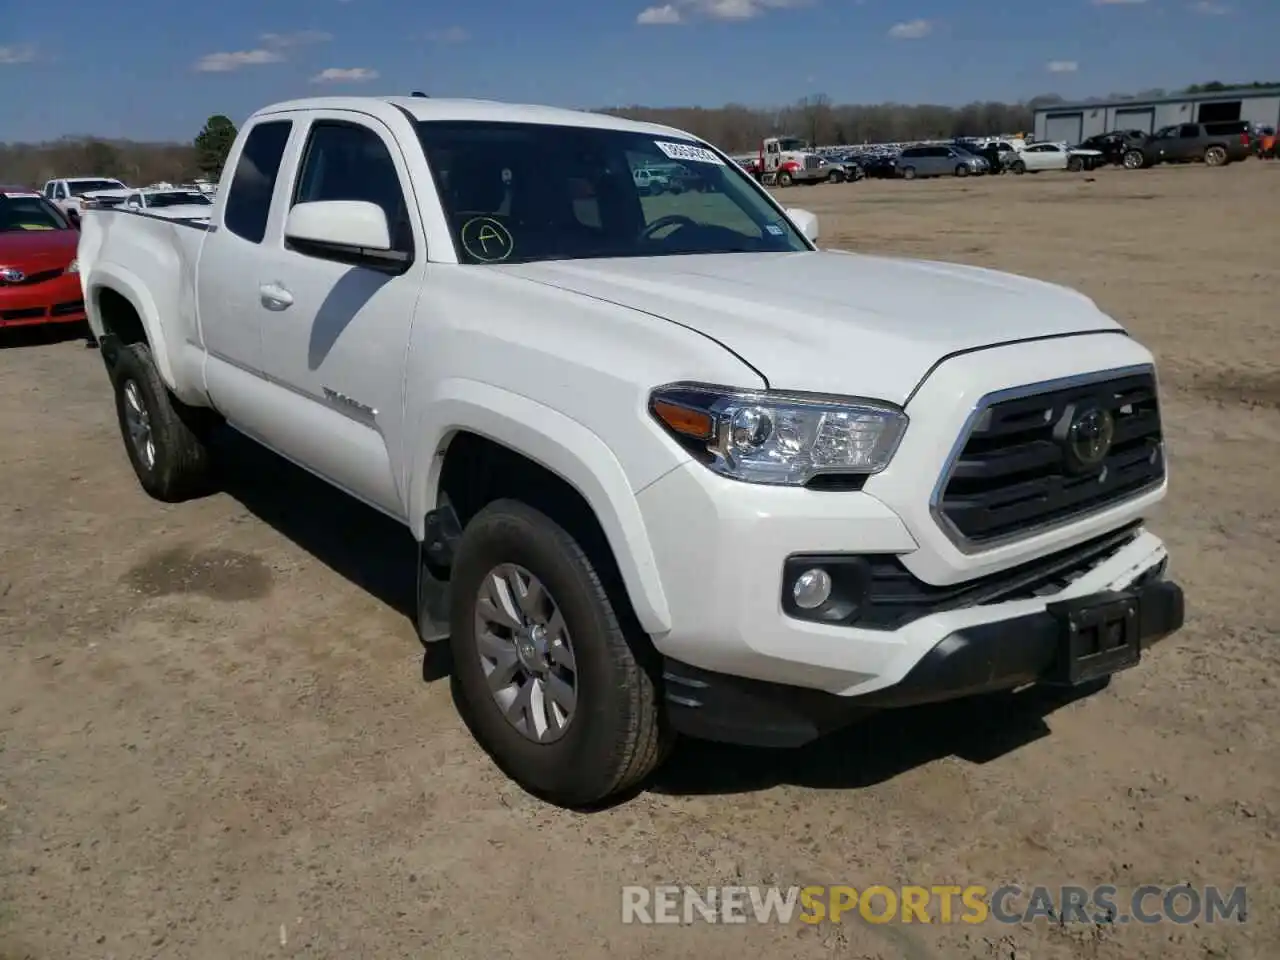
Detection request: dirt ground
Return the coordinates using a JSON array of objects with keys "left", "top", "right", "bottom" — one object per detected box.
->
[{"left": 2, "top": 162, "right": 1277, "bottom": 960}]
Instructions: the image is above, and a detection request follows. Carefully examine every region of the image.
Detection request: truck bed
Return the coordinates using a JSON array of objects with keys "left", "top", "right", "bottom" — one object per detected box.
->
[{"left": 77, "top": 208, "right": 212, "bottom": 405}]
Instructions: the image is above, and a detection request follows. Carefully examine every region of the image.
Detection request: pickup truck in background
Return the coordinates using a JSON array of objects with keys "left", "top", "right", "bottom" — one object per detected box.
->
[{"left": 77, "top": 96, "right": 1185, "bottom": 807}]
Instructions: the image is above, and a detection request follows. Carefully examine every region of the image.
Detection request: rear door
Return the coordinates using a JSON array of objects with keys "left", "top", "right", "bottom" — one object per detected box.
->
[{"left": 197, "top": 117, "right": 295, "bottom": 380}]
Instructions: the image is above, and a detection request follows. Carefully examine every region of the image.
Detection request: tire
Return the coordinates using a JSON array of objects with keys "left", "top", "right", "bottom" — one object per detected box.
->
[
  {"left": 1067, "top": 156, "right": 1083, "bottom": 172},
  {"left": 826, "top": 170, "right": 844, "bottom": 183},
  {"left": 954, "top": 165, "right": 969, "bottom": 177},
  {"left": 448, "top": 499, "right": 671, "bottom": 807},
  {"left": 109, "top": 341, "right": 215, "bottom": 502},
  {"left": 776, "top": 170, "right": 793, "bottom": 187},
  {"left": 1204, "top": 145, "right": 1228, "bottom": 167},
  {"left": 901, "top": 166, "right": 916, "bottom": 180},
  {"left": 1011, "top": 160, "right": 1026, "bottom": 175},
  {"left": 1122, "top": 150, "right": 1145, "bottom": 170}
]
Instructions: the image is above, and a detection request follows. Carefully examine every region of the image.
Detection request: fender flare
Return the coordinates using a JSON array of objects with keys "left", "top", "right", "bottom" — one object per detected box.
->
[
  {"left": 408, "top": 379, "right": 674, "bottom": 637},
  {"left": 85, "top": 264, "right": 178, "bottom": 392}
]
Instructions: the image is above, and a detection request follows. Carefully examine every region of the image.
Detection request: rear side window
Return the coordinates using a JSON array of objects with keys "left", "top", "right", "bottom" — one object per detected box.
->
[
  {"left": 224, "top": 120, "right": 293, "bottom": 244},
  {"left": 1204, "top": 121, "right": 1247, "bottom": 136}
]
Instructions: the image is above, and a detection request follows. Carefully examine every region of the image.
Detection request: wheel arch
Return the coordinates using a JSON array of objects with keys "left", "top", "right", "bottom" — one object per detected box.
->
[
  {"left": 408, "top": 383, "right": 674, "bottom": 637},
  {"left": 86, "top": 271, "right": 176, "bottom": 388}
]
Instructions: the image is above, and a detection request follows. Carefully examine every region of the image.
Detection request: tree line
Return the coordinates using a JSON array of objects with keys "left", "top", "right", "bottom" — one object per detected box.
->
[{"left": 1, "top": 82, "right": 1273, "bottom": 187}]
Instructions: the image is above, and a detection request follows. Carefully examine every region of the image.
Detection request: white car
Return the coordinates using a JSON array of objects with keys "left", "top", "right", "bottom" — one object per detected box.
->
[
  {"left": 122, "top": 188, "right": 214, "bottom": 220},
  {"left": 1010, "top": 142, "right": 1103, "bottom": 173},
  {"left": 77, "top": 96, "right": 1184, "bottom": 806}
]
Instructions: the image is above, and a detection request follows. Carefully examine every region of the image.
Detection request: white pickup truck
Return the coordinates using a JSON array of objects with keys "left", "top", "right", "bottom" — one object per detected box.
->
[{"left": 77, "top": 96, "right": 1184, "bottom": 807}]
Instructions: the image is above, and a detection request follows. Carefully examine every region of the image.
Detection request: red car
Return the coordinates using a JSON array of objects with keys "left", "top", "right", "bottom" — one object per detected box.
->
[{"left": 0, "top": 187, "right": 86, "bottom": 330}]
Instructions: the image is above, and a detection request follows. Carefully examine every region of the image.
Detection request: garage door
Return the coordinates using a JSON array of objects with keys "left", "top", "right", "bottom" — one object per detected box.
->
[
  {"left": 1115, "top": 108, "right": 1155, "bottom": 134},
  {"left": 1044, "top": 112, "right": 1083, "bottom": 144}
]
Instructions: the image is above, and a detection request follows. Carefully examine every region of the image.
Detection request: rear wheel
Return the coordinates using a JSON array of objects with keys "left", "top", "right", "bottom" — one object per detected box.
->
[
  {"left": 1122, "top": 149, "right": 1146, "bottom": 170},
  {"left": 1067, "top": 156, "right": 1084, "bottom": 172},
  {"left": 110, "top": 342, "right": 215, "bottom": 502},
  {"left": 1011, "top": 159, "right": 1026, "bottom": 175},
  {"left": 448, "top": 500, "right": 671, "bottom": 807},
  {"left": 954, "top": 164, "right": 969, "bottom": 177},
  {"left": 1204, "top": 145, "right": 1228, "bottom": 167}
]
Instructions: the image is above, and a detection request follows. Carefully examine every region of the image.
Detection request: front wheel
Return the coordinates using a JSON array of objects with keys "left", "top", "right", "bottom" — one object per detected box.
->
[
  {"left": 1067, "top": 156, "right": 1084, "bottom": 172},
  {"left": 776, "top": 170, "right": 793, "bottom": 187},
  {"left": 901, "top": 166, "right": 916, "bottom": 180},
  {"left": 448, "top": 500, "right": 671, "bottom": 807},
  {"left": 110, "top": 342, "right": 215, "bottom": 502},
  {"left": 954, "top": 165, "right": 969, "bottom": 177},
  {"left": 1011, "top": 160, "right": 1026, "bottom": 175},
  {"left": 1122, "top": 150, "right": 1146, "bottom": 170}
]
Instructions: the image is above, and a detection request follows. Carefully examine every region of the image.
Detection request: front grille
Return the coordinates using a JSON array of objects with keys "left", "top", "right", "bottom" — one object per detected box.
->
[
  {"left": 935, "top": 369, "right": 1164, "bottom": 546},
  {"left": 804, "top": 156, "right": 821, "bottom": 169},
  {"left": 857, "top": 522, "right": 1141, "bottom": 629}
]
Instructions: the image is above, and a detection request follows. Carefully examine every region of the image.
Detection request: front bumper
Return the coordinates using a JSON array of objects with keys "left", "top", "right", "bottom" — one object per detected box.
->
[
  {"left": 663, "top": 577, "right": 1183, "bottom": 748},
  {"left": 0, "top": 272, "right": 86, "bottom": 328}
]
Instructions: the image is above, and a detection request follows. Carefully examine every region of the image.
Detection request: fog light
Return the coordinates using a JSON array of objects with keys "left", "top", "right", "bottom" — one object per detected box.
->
[{"left": 792, "top": 568, "right": 832, "bottom": 609}]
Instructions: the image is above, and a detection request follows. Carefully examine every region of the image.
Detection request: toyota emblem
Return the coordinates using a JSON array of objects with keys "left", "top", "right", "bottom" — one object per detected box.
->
[
  {"left": 1066, "top": 406, "right": 1115, "bottom": 472},
  {"left": 0, "top": 267, "right": 25, "bottom": 283}
]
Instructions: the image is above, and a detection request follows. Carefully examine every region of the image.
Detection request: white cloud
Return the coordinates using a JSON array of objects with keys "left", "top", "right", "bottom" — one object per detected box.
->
[
  {"left": 888, "top": 18, "right": 932, "bottom": 39},
  {"left": 310, "top": 66, "right": 380, "bottom": 83},
  {"left": 1047, "top": 60, "right": 1079, "bottom": 72},
  {"left": 193, "top": 49, "right": 285, "bottom": 72},
  {"left": 1092, "top": 0, "right": 1148, "bottom": 5},
  {"left": 0, "top": 44, "right": 38, "bottom": 64},
  {"left": 637, "top": 4, "right": 683, "bottom": 23},
  {"left": 636, "top": 0, "right": 809, "bottom": 25},
  {"left": 1190, "top": 0, "right": 1229, "bottom": 12},
  {"left": 425, "top": 26, "right": 470, "bottom": 42},
  {"left": 260, "top": 30, "right": 333, "bottom": 48}
]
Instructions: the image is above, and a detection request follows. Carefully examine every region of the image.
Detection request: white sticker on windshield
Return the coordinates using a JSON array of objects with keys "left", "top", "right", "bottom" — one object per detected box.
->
[
  {"left": 654, "top": 140, "right": 724, "bottom": 166},
  {"left": 764, "top": 224, "right": 784, "bottom": 236},
  {"left": 2, "top": 192, "right": 41, "bottom": 199}
]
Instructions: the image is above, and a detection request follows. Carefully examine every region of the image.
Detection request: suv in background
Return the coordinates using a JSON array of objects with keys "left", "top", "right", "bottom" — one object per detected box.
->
[
  {"left": 896, "top": 145, "right": 989, "bottom": 179},
  {"left": 1078, "top": 130, "right": 1148, "bottom": 166},
  {"left": 1122, "top": 122, "right": 1252, "bottom": 169}
]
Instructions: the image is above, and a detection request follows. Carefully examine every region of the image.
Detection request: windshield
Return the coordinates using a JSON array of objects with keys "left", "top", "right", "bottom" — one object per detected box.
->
[
  {"left": 147, "top": 191, "right": 211, "bottom": 207},
  {"left": 414, "top": 120, "right": 809, "bottom": 265},
  {"left": 68, "top": 179, "right": 126, "bottom": 196},
  {"left": 0, "top": 194, "right": 71, "bottom": 232}
]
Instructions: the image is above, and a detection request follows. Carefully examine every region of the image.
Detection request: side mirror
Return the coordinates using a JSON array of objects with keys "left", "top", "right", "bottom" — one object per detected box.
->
[
  {"left": 785, "top": 207, "right": 819, "bottom": 242},
  {"left": 284, "top": 200, "right": 409, "bottom": 273},
  {"left": 285, "top": 200, "right": 391, "bottom": 250}
]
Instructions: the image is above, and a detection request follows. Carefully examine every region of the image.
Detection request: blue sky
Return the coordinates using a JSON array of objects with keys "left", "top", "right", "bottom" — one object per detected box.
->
[{"left": 1, "top": 0, "right": 1276, "bottom": 142}]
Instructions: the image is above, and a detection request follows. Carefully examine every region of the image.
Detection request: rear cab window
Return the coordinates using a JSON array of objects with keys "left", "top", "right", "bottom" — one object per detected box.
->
[{"left": 223, "top": 120, "right": 294, "bottom": 244}]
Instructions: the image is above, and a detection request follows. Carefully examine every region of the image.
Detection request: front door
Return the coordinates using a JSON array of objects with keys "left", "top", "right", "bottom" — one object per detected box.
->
[{"left": 251, "top": 111, "right": 426, "bottom": 519}]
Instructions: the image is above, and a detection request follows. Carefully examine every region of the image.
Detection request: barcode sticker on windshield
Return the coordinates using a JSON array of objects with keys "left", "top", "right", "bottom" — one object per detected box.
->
[
  {"left": 2, "top": 192, "right": 41, "bottom": 199},
  {"left": 654, "top": 141, "right": 724, "bottom": 165}
]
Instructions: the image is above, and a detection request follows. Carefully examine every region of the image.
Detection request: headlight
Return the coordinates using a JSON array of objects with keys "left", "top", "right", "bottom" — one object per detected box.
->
[
  {"left": 649, "top": 382, "right": 908, "bottom": 486},
  {"left": 66, "top": 259, "right": 79, "bottom": 275}
]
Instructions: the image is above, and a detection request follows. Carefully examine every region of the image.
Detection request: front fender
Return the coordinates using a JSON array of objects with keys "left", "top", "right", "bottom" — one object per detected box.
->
[{"left": 408, "top": 378, "right": 674, "bottom": 637}]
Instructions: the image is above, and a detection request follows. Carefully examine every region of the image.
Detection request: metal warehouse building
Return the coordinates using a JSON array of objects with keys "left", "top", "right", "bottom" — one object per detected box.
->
[{"left": 1033, "top": 86, "right": 1280, "bottom": 143}]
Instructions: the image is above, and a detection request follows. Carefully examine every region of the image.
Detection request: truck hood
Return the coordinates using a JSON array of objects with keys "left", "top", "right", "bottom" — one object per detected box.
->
[{"left": 499, "top": 250, "right": 1121, "bottom": 405}]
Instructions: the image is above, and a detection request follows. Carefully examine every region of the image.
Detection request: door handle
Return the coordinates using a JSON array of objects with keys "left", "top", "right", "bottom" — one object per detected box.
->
[{"left": 259, "top": 282, "right": 294, "bottom": 310}]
